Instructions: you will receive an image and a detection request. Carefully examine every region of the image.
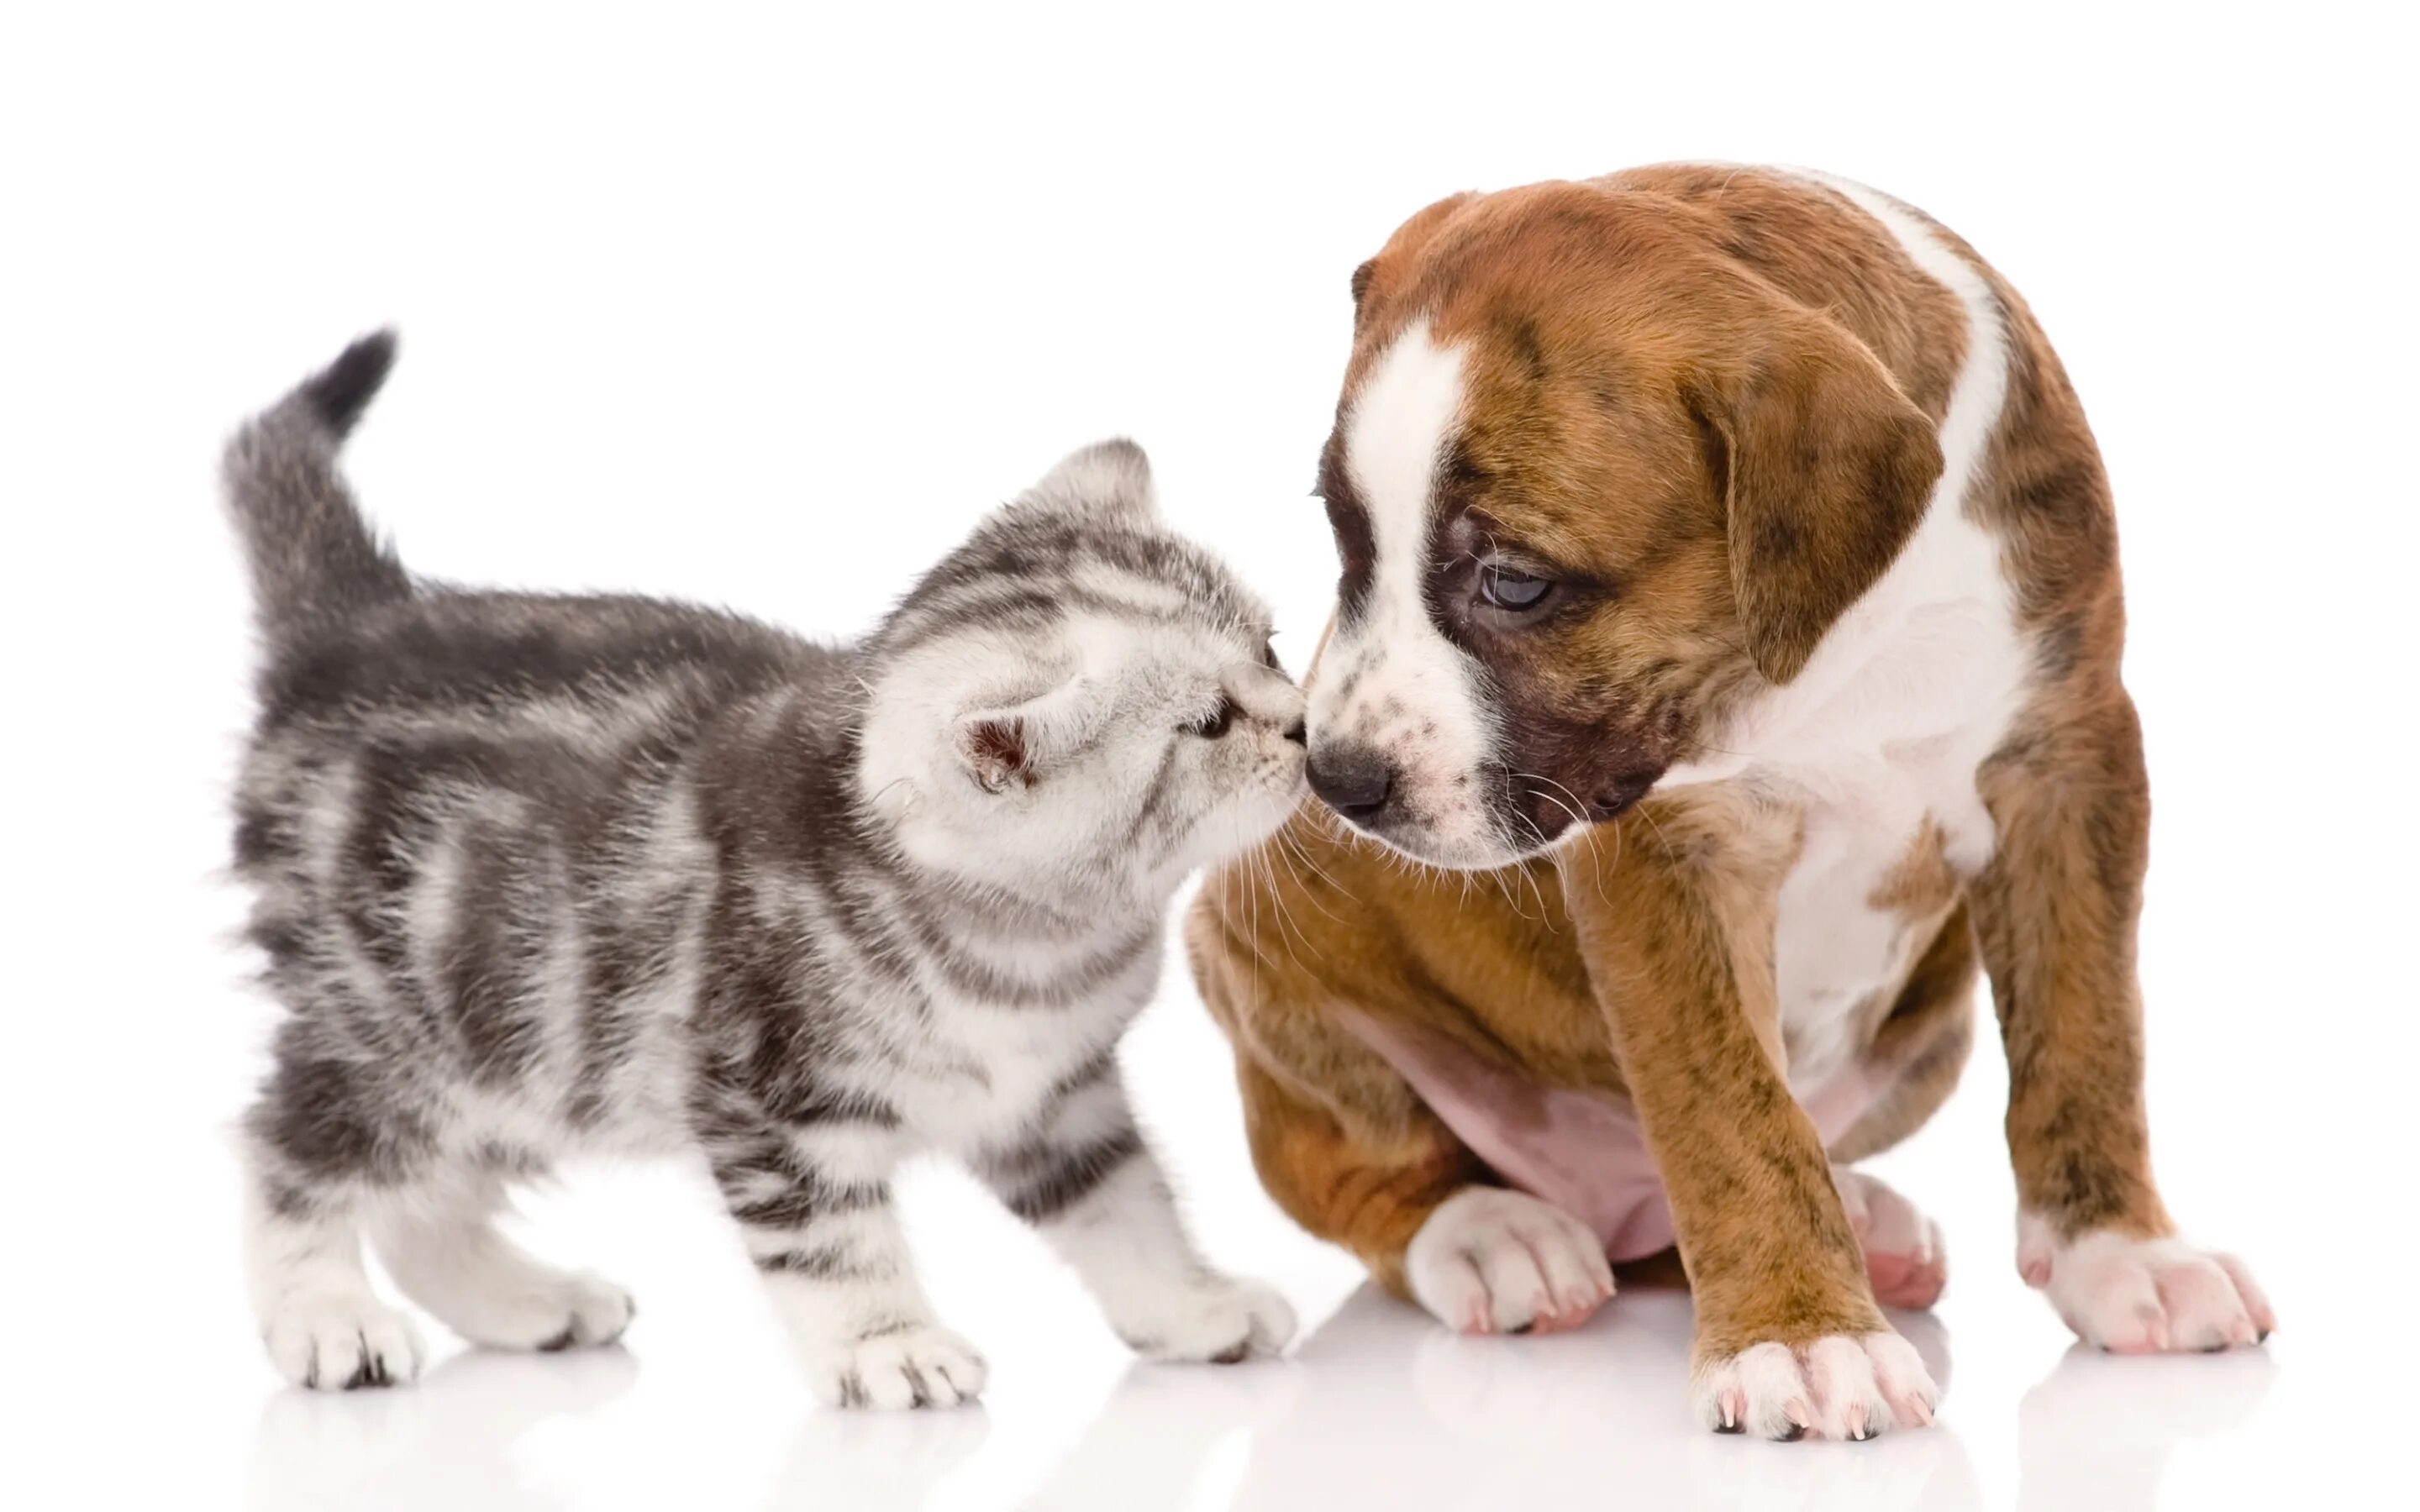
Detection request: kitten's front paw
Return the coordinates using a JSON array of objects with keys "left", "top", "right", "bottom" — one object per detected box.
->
[
  {"left": 264, "top": 1294, "right": 426, "bottom": 1391},
  {"left": 2019, "top": 1221, "right": 2274, "bottom": 1353},
  {"left": 1693, "top": 1331, "right": 1939, "bottom": 1441},
  {"left": 808, "top": 1324, "right": 988, "bottom": 1410},
  {"left": 1115, "top": 1276, "right": 1297, "bottom": 1363}
]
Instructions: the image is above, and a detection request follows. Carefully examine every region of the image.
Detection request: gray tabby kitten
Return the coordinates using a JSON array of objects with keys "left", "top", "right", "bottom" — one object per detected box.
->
[{"left": 227, "top": 333, "right": 1305, "bottom": 1407}]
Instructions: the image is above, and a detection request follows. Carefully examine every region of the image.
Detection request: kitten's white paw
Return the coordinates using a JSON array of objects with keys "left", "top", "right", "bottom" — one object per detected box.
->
[
  {"left": 264, "top": 1294, "right": 426, "bottom": 1391},
  {"left": 1116, "top": 1276, "right": 1297, "bottom": 1363},
  {"left": 1407, "top": 1187, "right": 1614, "bottom": 1335},
  {"left": 808, "top": 1324, "right": 989, "bottom": 1410},
  {"left": 2018, "top": 1221, "right": 2274, "bottom": 1353},
  {"left": 1693, "top": 1331, "right": 1938, "bottom": 1441},
  {"left": 497, "top": 1272, "right": 636, "bottom": 1352}
]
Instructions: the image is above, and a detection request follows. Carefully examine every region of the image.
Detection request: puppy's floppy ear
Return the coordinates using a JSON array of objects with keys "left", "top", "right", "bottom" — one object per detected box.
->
[
  {"left": 1349, "top": 191, "right": 1475, "bottom": 332},
  {"left": 1023, "top": 438, "right": 1158, "bottom": 522},
  {"left": 1695, "top": 307, "right": 1944, "bottom": 684}
]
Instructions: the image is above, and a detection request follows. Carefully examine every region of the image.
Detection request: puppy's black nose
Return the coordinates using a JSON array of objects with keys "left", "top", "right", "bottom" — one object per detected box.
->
[{"left": 1306, "top": 745, "right": 1395, "bottom": 821}]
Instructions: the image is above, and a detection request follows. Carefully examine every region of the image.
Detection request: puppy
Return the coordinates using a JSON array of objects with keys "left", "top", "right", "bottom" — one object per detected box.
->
[{"left": 1189, "top": 165, "right": 2273, "bottom": 1441}]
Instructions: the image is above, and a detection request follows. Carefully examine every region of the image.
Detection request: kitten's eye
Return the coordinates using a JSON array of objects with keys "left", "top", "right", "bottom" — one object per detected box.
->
[
  {"left": 1186, "top": 696, "right": 1238, "bottom": 739},
  {"left": 1259, "top": 638, "right": 1281, "bottom": 670},
  {"left": 1476, "top": 562, "right": 1553, "bottom": 612}
]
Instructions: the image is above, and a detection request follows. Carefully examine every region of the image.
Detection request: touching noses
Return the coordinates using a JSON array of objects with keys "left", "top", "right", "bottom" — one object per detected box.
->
[{"left": 1305, "top": 744, "right": 1395, "bottom": 822}]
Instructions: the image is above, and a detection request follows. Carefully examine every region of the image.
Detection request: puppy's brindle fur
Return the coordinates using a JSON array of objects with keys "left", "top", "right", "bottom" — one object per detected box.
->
[{"left": 1190, "top": 165, "right": 2271, "bottom": 1441}]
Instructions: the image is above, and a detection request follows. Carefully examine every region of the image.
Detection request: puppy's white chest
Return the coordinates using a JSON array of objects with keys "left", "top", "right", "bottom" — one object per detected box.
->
[
  {"left": 1705, "top": 498, "right": 2033, "bottom": 1095},
  {"left": 1757, "top": 590, "right": 2030, "bottom": 1092},
  {"left": 1770, "top": 790, "right": 1951, "bottom": 1093}
]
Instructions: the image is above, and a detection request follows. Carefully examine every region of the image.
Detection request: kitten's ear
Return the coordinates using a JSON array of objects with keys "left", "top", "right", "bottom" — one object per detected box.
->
[
  {"left": 1023, "top": 438, "right": 1158, "bottom": 522},
  {"left": 954, "top": 680, "right": 1094, "bottom": 794},
  {"left": 958, "top": 715, "right": 1033, "bottom": 793}
]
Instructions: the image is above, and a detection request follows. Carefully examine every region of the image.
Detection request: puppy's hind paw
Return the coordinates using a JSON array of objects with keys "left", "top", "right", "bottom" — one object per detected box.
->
[
  {"left": 1837, "top": 1168, "right": 1949, "bottom": 1311},
  {"left": 2019, "top": 1221, "right": 2274, "bottom": 1353}
]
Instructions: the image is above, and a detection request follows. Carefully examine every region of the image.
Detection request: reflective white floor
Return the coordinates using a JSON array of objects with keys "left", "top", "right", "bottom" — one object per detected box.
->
[
  {"left": 11, "top": 958, "right": 2381, "bottom": 1512},
  {"left": 227, "top": 1276, "right": 2315, "bottom": 1512}
]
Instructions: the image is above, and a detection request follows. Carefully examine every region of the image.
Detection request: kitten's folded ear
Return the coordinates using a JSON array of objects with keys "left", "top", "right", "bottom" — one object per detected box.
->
[
  {"left": 1022, "top": 438, "right": 1159, "bottom": 522},
  {"left": 954, "top": 680, "right": 1097, "bottom": 794},
  {"left": 959, "top": 715, "right": 1033, "bottom": 793}
]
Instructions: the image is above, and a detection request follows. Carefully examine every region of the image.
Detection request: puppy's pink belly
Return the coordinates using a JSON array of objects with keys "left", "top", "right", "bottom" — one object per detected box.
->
[
  {"left": 1339, "top": 1011, "right": 1672, "bottom": 1259},
  {"left": 1471, "top": 1085, "right": 1676, "bottom": 1262},
  {"left": 1339, "top": 1011, "right": 1867, "bottom": 1263}
]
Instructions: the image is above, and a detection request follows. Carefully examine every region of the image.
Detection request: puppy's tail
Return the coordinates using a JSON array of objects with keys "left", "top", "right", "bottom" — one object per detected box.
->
[{"left": 221, "top": 330, "right": 412, "bottom": 651}]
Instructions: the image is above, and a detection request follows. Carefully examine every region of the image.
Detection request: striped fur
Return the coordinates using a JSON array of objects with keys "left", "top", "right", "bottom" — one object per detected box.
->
[{"left": 227, "top": 335, "right": 1302, "bottom": 1404}]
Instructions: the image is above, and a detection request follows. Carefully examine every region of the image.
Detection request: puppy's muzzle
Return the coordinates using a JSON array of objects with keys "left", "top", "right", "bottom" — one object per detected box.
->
[{"left": 1306, "top": 742, "right": 1397, "bottom": 824}]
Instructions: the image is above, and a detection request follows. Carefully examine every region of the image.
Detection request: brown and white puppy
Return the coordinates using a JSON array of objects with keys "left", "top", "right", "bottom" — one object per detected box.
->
[{"left": 1188, "top": 165, "right": 2273, "bottom": 1441}]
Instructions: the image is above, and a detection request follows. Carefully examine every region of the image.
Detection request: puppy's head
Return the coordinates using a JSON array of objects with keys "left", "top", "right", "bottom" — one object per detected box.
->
[{"left": 1305, "top": 180, "right": 1944, "bottom": 868}]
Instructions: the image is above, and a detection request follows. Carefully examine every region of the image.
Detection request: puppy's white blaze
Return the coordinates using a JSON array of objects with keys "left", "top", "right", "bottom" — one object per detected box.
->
[
  {"left": 1318, "top": 320, "right": 1505, "bottom": 861},
  {"left": 1345, "top": 318, "right": 1465, "bottom": 602}
]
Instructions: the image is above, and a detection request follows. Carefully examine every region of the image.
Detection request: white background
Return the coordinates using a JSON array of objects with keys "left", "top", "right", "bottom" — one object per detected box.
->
[{"left": 3, "top": 3, "right": 2412, "bottom": 1509}]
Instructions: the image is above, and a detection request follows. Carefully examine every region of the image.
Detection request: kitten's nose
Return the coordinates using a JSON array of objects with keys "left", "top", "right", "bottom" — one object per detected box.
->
[{"left": 1306, "top": 744, "right": 1395, "bottom": 822}]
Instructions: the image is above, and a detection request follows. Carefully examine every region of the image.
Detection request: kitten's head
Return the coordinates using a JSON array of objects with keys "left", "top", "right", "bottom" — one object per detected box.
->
[{"left": 859, "top": 440, "right": 1307, "bottom": 906}]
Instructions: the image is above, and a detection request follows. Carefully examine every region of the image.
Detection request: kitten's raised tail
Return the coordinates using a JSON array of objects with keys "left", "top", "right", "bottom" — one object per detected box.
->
[{"left": 222, "top": 329, "right": 412, "bottom": 650}]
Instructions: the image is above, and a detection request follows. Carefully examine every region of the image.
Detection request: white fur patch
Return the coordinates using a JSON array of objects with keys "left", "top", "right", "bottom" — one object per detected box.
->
[
  {"left": 1313, "top": 319, "right": 1508, "bottom": 865},
  {"left": 1035, "top": 1158, "right": 1297, "bottom": 1361},
  {"left": 242, "top": 1178, "right": 427, "bottom": 1390}
]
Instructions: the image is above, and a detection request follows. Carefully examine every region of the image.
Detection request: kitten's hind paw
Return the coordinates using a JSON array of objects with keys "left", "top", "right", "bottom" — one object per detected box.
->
[
  {"left": 1117, "top": 1277, "right": 1297, "bottom": 1364},
  {"left": 492, "top": 1272, "right": 636, "bottom": 1353},
  {"left": 265, "top": 1295, "right": 426, "bottom": 1391},
  {"left": 809, "top": 1324, "right": 989, "bottom": 1410}
]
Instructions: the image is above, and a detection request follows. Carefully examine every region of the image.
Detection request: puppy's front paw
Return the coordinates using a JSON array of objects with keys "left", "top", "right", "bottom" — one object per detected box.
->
[
  {"left": 1693, "top": 1331, "right": 1938, "bottom": 1441},
  {"left": 264, "top": 1294, "right": 426, "bottom": 1391},
  {"left": 1115, "top": 1276, "right": 1296, "bottom": 1363},
  {"left": 2019, "top": 1221, "right": 2274, "bottom": 1353},
  {"left": 807, "top": 1324, "right": 988, "bottom": 1410},
  {"left": 1407, "top": 1187, "right": 1614, "bottom": 1336}
]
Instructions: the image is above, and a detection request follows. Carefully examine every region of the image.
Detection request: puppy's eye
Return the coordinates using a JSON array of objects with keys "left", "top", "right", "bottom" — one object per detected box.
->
[
  {"left": 1185, "top": 696, "right": 1238, "bottom": 738},
  {"left": 1477, "top": 563, "right": 1553, "bottom": 612}
]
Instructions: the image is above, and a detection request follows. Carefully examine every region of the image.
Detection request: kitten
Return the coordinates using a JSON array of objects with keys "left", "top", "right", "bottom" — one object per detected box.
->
[{"left": 225, "top": 333, "right": 1305, "bottom": 1406}]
